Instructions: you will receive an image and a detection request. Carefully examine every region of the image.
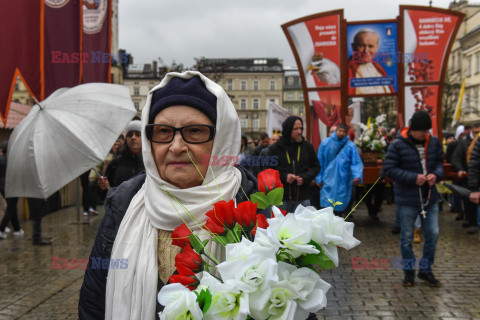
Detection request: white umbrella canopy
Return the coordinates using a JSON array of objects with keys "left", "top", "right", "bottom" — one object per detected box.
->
[{"left": 5, "top": 83, "right": 137, "bottom": 199}]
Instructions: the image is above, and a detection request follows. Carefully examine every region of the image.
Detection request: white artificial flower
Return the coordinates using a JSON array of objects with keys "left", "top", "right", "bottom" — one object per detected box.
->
[
  {"left": 362, "top": 135, "right": 370, "bottom": 142},
  {"left": 217, "top": 237, "right": 279, "bottom": 293},
  {"left": 262, "top": 212, "right": 319, "bottom": 258},
  {"left": 375, "top": 114, "right": 386, "bottom": 124},
  {"left": 249, "top": 280, "right": 300, "bottom": 320},
  {"left": 158, "top": 283, "right": 203, "bottom": 320},
  {"left": 359, "top": 123, "right": 368, "bottom": 131},
  {"left": 200, "top": 273, "right": 250, "bottom": 320},
  {"left": 294, "top": 206, "right": 361, "bottom": 266},
  {"left": 277, "top": 262, "right": 331, "bottom": 314}
]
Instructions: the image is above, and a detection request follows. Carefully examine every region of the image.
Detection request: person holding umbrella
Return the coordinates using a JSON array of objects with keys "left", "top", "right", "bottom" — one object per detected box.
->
[{"left": 78, "top": 72, "right": 260, "bottom": 319}]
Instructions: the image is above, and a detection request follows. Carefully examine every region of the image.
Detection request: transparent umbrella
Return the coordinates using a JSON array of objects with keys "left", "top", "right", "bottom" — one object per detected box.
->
[{"left": 5, "top": 83, "right": 137, "bottom": 199}]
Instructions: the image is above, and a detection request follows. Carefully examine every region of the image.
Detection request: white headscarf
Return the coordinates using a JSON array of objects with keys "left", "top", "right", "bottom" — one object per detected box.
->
[
  {"left": 105, "top": 71, "right": 242, "bottom": 320},
  {"left": 455, "top": 125, "right": 465, "bottom": 140}
]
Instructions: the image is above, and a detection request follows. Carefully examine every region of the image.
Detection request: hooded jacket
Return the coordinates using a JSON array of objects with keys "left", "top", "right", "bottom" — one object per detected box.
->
[
  {"left": 266, "top": 117, "right": 320, "bottom": 202},
  {"left": 315, "top": 131, "right": 363, "bottom": 212},
  {"left": 383, "top": 128, "right": 444, "bottom": 207}
]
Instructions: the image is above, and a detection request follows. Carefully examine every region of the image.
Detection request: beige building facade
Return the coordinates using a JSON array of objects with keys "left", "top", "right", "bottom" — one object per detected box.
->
[
  {"left": 196, "top": 58, "right": 284, "bottom": 139},
  {"left": 448, "top": 1, "right": 480, "bottom": 124}
]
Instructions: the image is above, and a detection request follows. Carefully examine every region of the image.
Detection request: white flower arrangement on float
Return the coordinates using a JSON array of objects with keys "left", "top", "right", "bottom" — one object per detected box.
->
[{"left": 355, "top": 114, "right": 388, "bottom": 154}]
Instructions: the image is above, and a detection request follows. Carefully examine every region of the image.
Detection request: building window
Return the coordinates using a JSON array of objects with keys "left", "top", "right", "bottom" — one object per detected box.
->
[
  {"left": 241, "top": 99, "right": 246, "bottom": 110},
  {"left": 465, "top": 92, "right": 471, "bottom": 111},
  {"left": 476, "top": 53, "right": 480, "bottom": 74},
  {"left": 134, "top": 81, "right": 139, "bottom": 85},
  {"left": 252, "top": 115, "right": 259, "bottom": 129},
  {"left": 299, "top": 105, "right": 305, "bottom": 115},
  {"left": 270, "top": 99, "right": 275, "bottom": 104},
  {"left": 467, "top": 57, "right": 472, "bottom": 76},
  {"left": 240, "top": 116, "right": 247, "bottom": 129},
  {"left": 241, "top": 81, "right": 246, "bottom": 91},
  {"left": 474, "top": 89, "right": 479, "bottom": 109},
  {"left": 227, "top": 80, "right": 233, "bottom": 91},
  {"left": 287, "top": 106, "right": 293, "bottom": 114},
  {"left": 134, "top": 102, "right": 140, "bottom": 110},
  {"left": 253, "top": 99, "right": 259, "bottom": 110},
  {"left": 134, "top": 87, "right": 139, "bottom": 96},
  {"left": 287, "top": 93, "right": 293, "bottom": 100},
  {"left": 270, "top": 81, "right": 276, "bottom": 91},
  {"left": 287, "top": 77, "right": 294, "bottom": 85},
  {"left": 14, "top": 83, "right": 19, "bottom": 91},
  {"left": 299, "top": 93, "right": 304, "bottom": 100},
  {"left": 253, "top": 81, "right": 259, "bottom": 91},
  {"left": 457, "top": 53, "right": 461, "bottom": 72}
]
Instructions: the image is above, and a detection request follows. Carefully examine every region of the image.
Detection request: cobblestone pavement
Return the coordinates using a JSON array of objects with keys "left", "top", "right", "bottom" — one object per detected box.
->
[{"left": 0, "top": 202, "right": 479, "bottom": 319}]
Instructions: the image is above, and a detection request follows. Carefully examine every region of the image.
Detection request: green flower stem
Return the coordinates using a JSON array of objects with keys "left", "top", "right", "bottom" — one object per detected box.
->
[{"left": 344, "top": 176, "right": 381, "bottom": 221}]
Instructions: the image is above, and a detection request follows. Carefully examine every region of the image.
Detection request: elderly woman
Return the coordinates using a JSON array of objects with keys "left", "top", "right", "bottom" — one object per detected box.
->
[{"left": 78, "top": 72, "right": 257, "bottom": 319}]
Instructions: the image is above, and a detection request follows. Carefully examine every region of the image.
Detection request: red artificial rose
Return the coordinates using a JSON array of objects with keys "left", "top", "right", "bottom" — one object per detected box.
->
[
  {"left": 234, "top": 201, "right": 258, "bottom": 228},
  {"left": 171, "top": 223, "right": 192, "bottom": 248},
  {"left": 169, "top": 264, "right": 198, "bottom": 291},
  {"left": 203, "top": 216, "right": 226, "bottom": 235},
  {"left": 257, "top": 169, "right": 283, "bottom": 194},
  {"left": 206, "top": 200, "right": 236, "bottom": 229},
  {"left": 252, "top": 214, "right": 269, "bottom": 236},
  {"left": 175, "top": 245, "right": 203, "bottom": 273}
]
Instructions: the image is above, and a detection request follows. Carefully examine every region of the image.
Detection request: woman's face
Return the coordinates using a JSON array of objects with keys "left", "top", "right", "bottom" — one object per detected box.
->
[{"left": 152, "top": 105, "right": 214, "bottom": 189}]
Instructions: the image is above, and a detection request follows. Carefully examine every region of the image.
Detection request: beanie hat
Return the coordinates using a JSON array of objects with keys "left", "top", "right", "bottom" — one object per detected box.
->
[
  {"left": 409, "top": 111, "right": 432, "bottom": 131},
  {"left": 125, "top": 120, "right": 142, "bottom": 136},
  {"left": 282, "top": 116, "right": 303, "bottom": 138},
  {"left": 149, "top": 76, "right": 217, "bottom": 124}
]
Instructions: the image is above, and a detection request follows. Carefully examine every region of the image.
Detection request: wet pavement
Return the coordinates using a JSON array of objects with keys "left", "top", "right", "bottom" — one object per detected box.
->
[{"left": 0, "top": 202, "right": 479, "bottom": 319}]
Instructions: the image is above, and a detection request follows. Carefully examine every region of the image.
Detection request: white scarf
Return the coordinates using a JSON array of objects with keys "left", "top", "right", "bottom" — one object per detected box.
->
[{"left": 105, "top": 71, "right": 242, "bottom": 320}]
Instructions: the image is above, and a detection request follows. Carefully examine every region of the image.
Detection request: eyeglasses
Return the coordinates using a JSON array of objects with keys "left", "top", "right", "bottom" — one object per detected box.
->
[{"left": 146, "top": 124, "right": 215, "bottom": 144}]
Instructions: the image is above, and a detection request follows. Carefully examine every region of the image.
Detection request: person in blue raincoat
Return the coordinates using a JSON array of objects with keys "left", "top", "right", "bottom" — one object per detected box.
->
[{"left": 316, "top": 123, "right": 363, "bottom": 215}]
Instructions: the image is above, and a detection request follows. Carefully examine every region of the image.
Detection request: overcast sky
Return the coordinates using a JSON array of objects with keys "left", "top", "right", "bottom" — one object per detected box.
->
[{"left": 118, "top": 0, "right": 454, "bottom": 68}]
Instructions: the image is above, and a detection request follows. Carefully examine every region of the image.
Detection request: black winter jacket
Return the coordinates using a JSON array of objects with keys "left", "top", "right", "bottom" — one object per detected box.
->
[
  {"left": 78, "top": 166, "right": 258, "bottom": 320},
  {"left": 468, "top": 137, "right": 480, "bottom": 190},
  {"left": 451, "top": 136, "right": 473, "bottom": 173},
  {"left": 383, "top": 129, "right": 444, "bottom": 207},
  {"left": 266, "top": 137, "right": 320, "bottom": 202},
  {"left": 105, "top": 153, "right": 144, "bottom": 188}
]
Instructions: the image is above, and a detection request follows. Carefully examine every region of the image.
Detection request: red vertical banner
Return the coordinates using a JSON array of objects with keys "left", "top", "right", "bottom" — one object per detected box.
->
[
  {"left": 308, "top": 90, "right": 342, "bottom": 149},
  {"left": 282, "top": 11, "right": 344, "bottom": 142},
  {"left": 81, "top": 0, "right": 111, "bottom": 83},
  {"left": 44, "top": 0, "right": 82, "bottom": 97},
  {"left": 403, "top": 9, "right": 459, "bottom": 84},
  {"left": 283, "top": 12, "right": 342, "bottom": 89},
  {"left": 0, "top": 0, "right": 43, "bottom": 124},
  {"left": 404, "top": 85, "right": 439, "bottom": 135},
  {"left": 401, "top": 6, "right": 464, "bottom": 138}
]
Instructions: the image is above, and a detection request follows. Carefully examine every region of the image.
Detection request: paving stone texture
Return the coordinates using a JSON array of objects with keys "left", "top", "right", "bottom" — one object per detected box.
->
[{"left": 0, "top": 202, "right": 479, "bottom": 319}]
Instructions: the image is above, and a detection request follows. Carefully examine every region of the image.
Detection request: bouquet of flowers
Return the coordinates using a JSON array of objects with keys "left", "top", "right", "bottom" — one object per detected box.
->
[
  {"left": 158, "top": 169, "right": 361, "bottom": 320},
  {"left": 354, "top": 114, "right": 387, "bottom": 154}
]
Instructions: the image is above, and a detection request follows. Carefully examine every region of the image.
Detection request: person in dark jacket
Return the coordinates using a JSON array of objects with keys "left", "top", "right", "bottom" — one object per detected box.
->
[
  {"left": 267, "top": 116, "right": 320, "bottom": 213},
  {"left": 383, "top": 111, "right": 444, "bottom": 288},
  {"left": 78, "top": 72, "right": 269, "bottom": 319},
  {"left": 0, "top": 140, "right": 23, "bottom": 239},
  {"left": 97, "top": 120, "right": 144, "bottom": 192},
  {"left": 451, "top": 123, "right": 480, "bottom": 228},
  {"left": 466, "top": 136, "right": 480, "bottom": 234}
]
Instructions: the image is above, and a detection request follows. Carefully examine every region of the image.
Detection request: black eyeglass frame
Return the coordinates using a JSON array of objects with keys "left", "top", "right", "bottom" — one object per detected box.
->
[{"left": 145, "top": 124, "right": 216, "bottom": 144}]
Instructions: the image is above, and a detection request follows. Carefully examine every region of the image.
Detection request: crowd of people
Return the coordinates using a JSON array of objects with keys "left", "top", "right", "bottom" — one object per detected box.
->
[{"left": 0, "top": 72, "right": 478, "bottom": 317}]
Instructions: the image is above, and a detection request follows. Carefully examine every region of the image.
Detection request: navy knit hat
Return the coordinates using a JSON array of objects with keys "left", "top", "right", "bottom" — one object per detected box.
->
[
  {"left": 410, "top": 110, "right": 432, "bottom": 131},
  {"left": 149, "top": 76, "right": 217, "bottom": 124}
]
